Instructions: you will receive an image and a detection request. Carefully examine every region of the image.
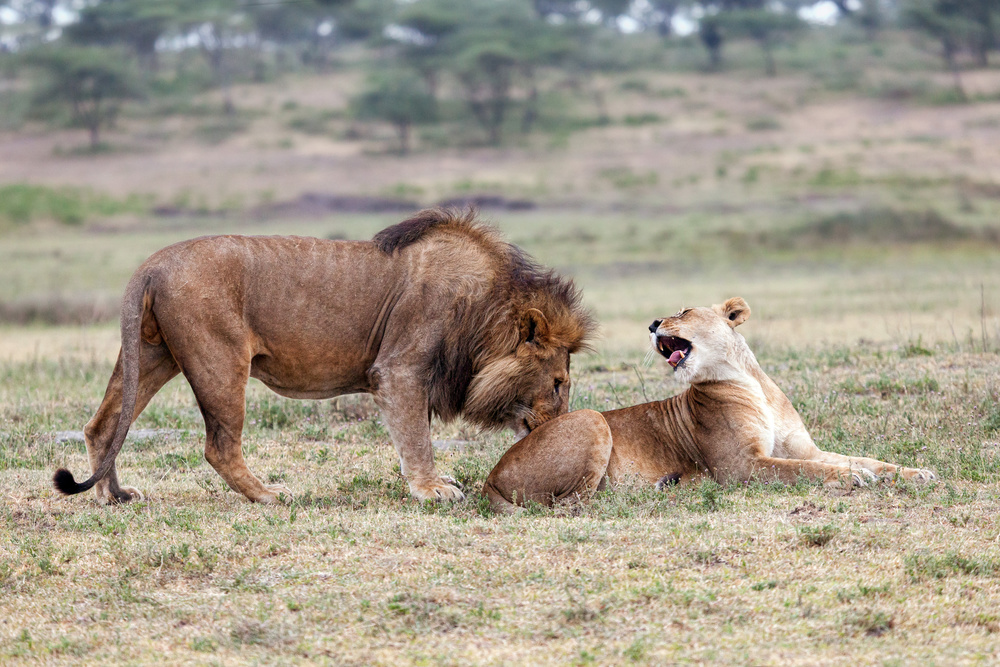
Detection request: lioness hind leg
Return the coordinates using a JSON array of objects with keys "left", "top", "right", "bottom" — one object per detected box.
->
[
  {"left": 483, "top": 410, "right": 613, "bottom": 513},
  {"left": 84, "top": 344, "right": 179, "bottom": 504},
  {"left": 181, "top": 351, "right": 290, "bottom": 504}
]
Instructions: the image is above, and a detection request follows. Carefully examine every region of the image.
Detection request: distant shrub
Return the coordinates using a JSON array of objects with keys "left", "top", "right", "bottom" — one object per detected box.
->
[
  {"left": 0, "top": 184, "right": 147, "bottom": 226},
  {"left": 622, "top": 112, "right": 662, "bottom": 127},
  {"left": 745, "top": 116, "right": 781, "bottom": 132},
  {"left": 193, "top": 116, "right": 250, "bottom": 145},
  {"left": 765, "top": 208, "right": 972, "bottom": 248}
]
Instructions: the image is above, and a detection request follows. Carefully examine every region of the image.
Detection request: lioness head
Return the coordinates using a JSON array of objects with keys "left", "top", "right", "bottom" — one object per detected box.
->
[{"left": 649, "top": 297, "right": 751, "bottom": 384}]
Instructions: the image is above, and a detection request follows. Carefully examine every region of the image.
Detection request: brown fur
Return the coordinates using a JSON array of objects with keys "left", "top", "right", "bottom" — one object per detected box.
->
[
  {"left": 53, "top": 209, "right": 594, "bottom": 505},
  {"left": 485, "top": 297, "right": 935, "bottom": 512}
]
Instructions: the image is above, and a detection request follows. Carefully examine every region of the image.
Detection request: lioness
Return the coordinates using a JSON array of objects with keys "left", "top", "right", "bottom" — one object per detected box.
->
[
  {"left": 484, "top": 297, "right": 935, "bottom": 511},
  {"left": 54, "top": 209, "right": 593, "bottom": 505}
]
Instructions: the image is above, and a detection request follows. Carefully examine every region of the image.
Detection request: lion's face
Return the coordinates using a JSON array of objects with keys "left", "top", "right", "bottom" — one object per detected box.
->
[
  {"left": 508, "top": 346, "right": 571, "bottom": 438},
  {"left": 649, "top": 297, "right": 751, "bottom": 384},
  {"left": 465, "top": 308, "right": 577, "bottom": 438}
]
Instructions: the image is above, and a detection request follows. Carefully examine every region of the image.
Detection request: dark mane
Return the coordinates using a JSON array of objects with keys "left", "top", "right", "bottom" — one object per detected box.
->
[
  {"left": 373, "top": 208, "right": 477, "bottom": 254},
  {"left": 372, "top": 208, "right": 594, "bottom": 427},
  {"left": 422, "top": 226, "right": 594, "bottom": 425}
]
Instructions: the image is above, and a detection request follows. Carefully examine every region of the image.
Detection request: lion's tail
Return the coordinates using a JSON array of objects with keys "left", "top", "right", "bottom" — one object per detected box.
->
[{"left": 53, "top": 272, "right": 151, "bottom": 496}]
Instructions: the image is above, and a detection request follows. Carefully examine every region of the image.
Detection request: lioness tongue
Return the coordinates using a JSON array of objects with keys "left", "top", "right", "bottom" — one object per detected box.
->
[{"left": 668, "top": 349, "right": 685, "bottom": 367}]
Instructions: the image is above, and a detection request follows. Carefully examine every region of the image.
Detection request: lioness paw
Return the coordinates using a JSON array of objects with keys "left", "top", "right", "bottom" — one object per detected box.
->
[
  {"left": 409, "top": 479, "right": 465, "bottom": 502},
  {"left": 904, "top": 468, "right": 937, "bottom": 483},
  {"left": 655, "top": 472, "right": 682, "bottom": 491},
  {"left": 858, "top": 468, "right": 879, "bottom": 483}
]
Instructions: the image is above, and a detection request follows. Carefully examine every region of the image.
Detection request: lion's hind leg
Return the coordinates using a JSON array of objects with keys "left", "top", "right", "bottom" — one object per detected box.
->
[
  {"left": 483, "top": 410, "right": 613, "bottom": 513},
  {"left": 82, "top": 343, "right": 179, "bottom": 504},
  {"left": 178, "top": 345, "right": 291, "bottom": 504}
]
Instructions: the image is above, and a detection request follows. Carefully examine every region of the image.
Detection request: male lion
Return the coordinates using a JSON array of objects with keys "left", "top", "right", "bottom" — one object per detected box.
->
[
  {"left": 53, "top": 209, "right": 594, "bottom": 504},
  {"left": 484, "top": 297, "right": 935, "bottom": 512}
]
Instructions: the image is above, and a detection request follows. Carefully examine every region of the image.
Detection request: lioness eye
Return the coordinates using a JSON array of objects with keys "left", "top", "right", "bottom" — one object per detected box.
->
[{"left": 554, "top": 378, "right": 564, "bottom": 390}]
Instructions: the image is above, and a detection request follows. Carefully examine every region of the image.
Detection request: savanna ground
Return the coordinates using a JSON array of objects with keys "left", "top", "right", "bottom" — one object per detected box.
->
[{"left": 3, "top": 35, "right": 1000, "bottom": 664}]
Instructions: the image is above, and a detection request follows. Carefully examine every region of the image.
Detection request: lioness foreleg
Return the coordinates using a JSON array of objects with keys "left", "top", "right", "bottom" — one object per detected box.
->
[
  {"left": 781, "top": 429, "right": 936, "bottom": 483},
  {"left": 736, "top": 455, "right": 869, "bottom": 488},
  {"left": 374, "top": 375, "right": 464, "bottom": 502},
  {"left": 84, "top": 344, "right": 179, "bottom": 503},
  {"left": 808, "top": 451, "right": 936, "bottom": 483}
]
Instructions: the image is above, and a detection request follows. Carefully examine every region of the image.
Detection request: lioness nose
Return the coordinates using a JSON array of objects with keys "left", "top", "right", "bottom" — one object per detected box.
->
[{"left": 649, "top": 319, "right": 662, "bottom": 333}]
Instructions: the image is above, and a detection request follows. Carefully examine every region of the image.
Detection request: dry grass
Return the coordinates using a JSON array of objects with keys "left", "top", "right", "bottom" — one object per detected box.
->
[
  {"left": 2, "top": 212, "right": 1000, "bottom": 664},
  {"left": 3, "top": 42, "right": 1000, "bottom": 663}
]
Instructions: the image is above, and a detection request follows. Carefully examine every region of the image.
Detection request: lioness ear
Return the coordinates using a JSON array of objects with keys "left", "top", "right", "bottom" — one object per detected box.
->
[
  {"left": 712, "top": 297, "right": 750, "bottom": 328},
  {"left": 519, "top": 308, "right": 550, "bottom": 346}
]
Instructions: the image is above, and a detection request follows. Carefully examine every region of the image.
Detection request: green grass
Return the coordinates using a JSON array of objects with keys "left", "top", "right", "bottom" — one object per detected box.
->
[{"left": 0, "top": 184, "right": 149, "bottom": 227}]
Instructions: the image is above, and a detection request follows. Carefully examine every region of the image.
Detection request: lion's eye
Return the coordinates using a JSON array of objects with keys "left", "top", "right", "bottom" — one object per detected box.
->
[{"left": 554, "top": 378, "right": 564, "bottom": 391}]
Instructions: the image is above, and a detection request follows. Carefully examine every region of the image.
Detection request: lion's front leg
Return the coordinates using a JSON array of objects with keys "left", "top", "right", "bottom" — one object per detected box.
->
[{"left": 374, "top": 375, "right": 464, "bottom": 502}]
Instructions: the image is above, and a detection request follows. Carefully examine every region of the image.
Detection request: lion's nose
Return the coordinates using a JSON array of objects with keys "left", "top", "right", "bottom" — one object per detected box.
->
[{"left": 649, "top": 319, "right": 662, "bottom": 333}]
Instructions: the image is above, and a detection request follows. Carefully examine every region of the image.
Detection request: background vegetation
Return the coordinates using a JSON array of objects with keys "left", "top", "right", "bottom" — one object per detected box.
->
[{"left": 2, "top": 0, "right": 1000, "bottom": 663}]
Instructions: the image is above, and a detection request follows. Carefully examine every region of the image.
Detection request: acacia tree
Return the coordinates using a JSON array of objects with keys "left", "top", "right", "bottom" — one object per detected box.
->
[
  {"left": 903, "top": 0, "right": 983, "bottom": 99},
  {"left": 353, "top": 70, "right": 436, "bottom": 154},
  {"left": 27, "top": 46, "right": 144, "bottom": 149},
  {"left": 395, "top": 0, "right": 568, "bottom": 146},
  {"left": 63, "top": 1, "right": 176, "bottom": 72},
  {"left": 718, "top": 8, "right": 803, "bottom": 77}
]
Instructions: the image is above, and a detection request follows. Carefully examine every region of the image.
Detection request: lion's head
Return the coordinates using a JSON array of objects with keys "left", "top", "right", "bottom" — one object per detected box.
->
[
  {"left": 649, "top": 297, "right": 753, "bottom": 384},
  {"left": 463, "top": 305, "right": 586, "bottom": 438},
  {"left": 376, "top": 208, "right": 595, "bottom": 437}
]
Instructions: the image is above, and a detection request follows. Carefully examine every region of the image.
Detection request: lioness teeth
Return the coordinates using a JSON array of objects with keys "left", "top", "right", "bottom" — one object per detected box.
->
[{"left": 668, "top": 349, "right": 686, "bottom": 367}]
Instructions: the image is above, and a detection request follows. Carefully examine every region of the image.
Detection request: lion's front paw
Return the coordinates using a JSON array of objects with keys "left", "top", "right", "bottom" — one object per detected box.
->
[
  {"left": 258, "top": 484, "right": 294, "bottom": 504},
  {"left": 902, "top": 468, "right": 937, "bottom": 483},
  {"left": 409, "top": 478, "right": 466, "bottom": 502}
]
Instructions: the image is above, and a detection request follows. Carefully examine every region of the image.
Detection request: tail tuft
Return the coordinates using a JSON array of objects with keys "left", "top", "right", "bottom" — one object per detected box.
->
[{"left": 53, "top": 468, "right": 85, "bottom": 495}]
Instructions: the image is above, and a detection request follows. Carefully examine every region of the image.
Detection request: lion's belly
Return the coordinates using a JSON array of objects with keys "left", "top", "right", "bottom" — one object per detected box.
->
[{"left": 249, "top": 352, "right": 371, "bottom": 399}]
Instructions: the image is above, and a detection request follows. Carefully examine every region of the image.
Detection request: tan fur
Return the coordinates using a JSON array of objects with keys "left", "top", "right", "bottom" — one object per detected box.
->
[
  {"left": 53, "top": 209, "right": 594, "bottom": 505},
  {"left": 485, "top": 297, "right": 935, "bottom": 512}
]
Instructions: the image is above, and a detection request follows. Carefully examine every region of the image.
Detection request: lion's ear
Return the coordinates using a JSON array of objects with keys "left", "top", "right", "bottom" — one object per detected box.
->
[
  {"left": 713, "top": 297, "right": 750, "bottom": 328},
  {"left": 519, "top": 308, "right": 550, "bottom": 347}
]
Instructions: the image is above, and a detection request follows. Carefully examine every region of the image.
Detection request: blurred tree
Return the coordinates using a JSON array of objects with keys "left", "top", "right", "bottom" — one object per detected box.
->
[
  {"left": 336, "top": 0, "right": 393, "bottom": 42},
  {"left": 647, "top": 0, "right": 684, "bottom": 37},
  {"left": 853, "top": 0, "right": 883, "bottom": 42},
  {"left": 63, "top": 1, "right": 176, "bottom": 72},
  {"left": 717, "top": 8, "right": 803, "bottom": 76},
  {"left": 699, "top": 13, "right": 724, "bottom": 69},
  {"left": 174, "top": 0, "right": 250, "bottom": 113},
  {"left": 963, "top": 0, "right": 998, "bottom": 67},
  {"left": 396, "top": 0, "right": 470, "bottom": 100},
  {"left": 902, "top": 0, "right": 985, "bottom": 98},
  {"left": 590, "top": 0, "right": 632, "bottom": 29},
  {"left": 353, "top": 69, "right": 436, "bottom": 154},
  {"left": 0, "top": 0, "right": 61, "bottom": 47},
  {"left": 395, "top": 0, "right": 574, "bottom": 145},
  {"left": 26, "top": 46, "right": 144, "bottom": 149}
]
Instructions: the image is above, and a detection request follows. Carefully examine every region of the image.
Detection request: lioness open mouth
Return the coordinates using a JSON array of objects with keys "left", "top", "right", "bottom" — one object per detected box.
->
[{"left": 656, "top": 335, "right": 692, "bottom": 369}]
